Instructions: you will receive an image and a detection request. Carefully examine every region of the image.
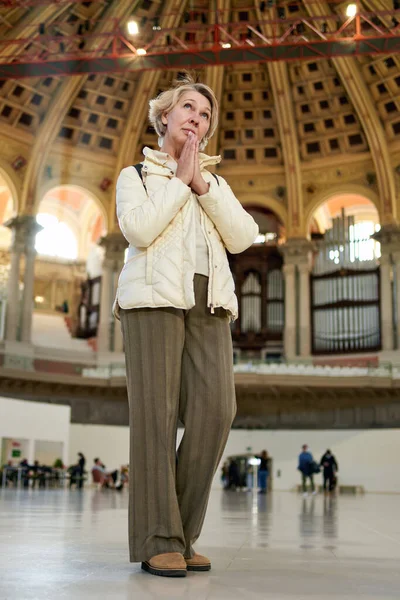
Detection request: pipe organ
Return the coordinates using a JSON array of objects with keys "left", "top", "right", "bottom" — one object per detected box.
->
[
  {"left": 311, "top": 210, "right": 381, "bottom": 354},
  {"left": 229, "top": 245, "right": 284, "bottom": 354}
]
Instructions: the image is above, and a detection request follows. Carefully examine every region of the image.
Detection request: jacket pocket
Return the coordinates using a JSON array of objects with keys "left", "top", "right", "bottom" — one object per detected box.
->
[{"left": 117, "top": 252, "right": 144, "bottom": 287}]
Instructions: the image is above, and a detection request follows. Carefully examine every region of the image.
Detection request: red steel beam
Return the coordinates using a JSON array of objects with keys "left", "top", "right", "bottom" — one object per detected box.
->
[{"left": 0, "top": 9, "right": 399, "bottom": 78}]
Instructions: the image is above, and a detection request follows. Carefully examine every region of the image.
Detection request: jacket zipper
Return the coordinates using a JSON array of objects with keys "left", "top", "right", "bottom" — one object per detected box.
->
[{"left": 199, "top": 205, "right": 215, "bottom": 313}]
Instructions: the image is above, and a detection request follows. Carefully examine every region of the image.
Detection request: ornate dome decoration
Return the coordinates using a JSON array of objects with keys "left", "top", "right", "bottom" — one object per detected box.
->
[{"left": 0, "top": 0, "right": 399, "bottom": 358}]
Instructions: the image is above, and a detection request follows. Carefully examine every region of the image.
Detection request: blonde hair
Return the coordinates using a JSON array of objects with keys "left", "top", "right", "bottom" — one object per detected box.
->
[{"left": 148, "top": 75, "right": 219, "bottom": 151}]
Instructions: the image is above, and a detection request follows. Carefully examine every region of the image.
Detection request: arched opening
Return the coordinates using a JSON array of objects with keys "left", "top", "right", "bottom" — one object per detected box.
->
[
  {"left": 247, "top": 207, "right": 284, "bottom": 245},
  {"left": 0, "top": 173, "right": 17, "bottom": 340},
  {"left": 33, "top": 186, "right": 106, "bottom": 322},
  {"left": 35, "top": 214, "right": 78, "bottom": 260},
  {"left": 309, "top": 194, "right": 381, "bottom": 354},
  {"left": 37, "top": 186, "right": 106, "bottom": 261},
  {"left": 230, "top": 206, "right": 284, "bottom": 358}
]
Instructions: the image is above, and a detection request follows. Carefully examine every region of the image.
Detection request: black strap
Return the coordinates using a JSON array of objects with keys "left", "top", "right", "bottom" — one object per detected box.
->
[
  {"left": 133, "top": 163, "right": 219, "bottom": 187},
  {"left": 133, "top": 163, "right": 144, "bottom": 184}
]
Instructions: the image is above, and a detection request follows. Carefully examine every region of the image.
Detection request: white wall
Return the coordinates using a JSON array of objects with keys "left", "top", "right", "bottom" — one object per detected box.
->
[
  {"left": 69, "top": 424, "right": 184, "bottom": 470},
  {"left": 69, "top": 424, "right": 400, "bottom": 494},
  {"left": 0, "top": 396, "right": 70, "bottom": 466},
  {"left": 69, "top": 424, "right": 130, "bottom": 469},
  {"left": 219, "top": 429, "right": 400, "bottom": 494},
  {"left": 35, "top": 440, "right": 64, "bottom": 465}
]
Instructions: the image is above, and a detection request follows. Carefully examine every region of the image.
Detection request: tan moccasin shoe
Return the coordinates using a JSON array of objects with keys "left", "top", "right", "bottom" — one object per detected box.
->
[
  {"left": 185, "top": 553, "right": 211, "bottom": 572},
  {"left": 141, "top": 552, "right": 187, "bottom": 577}
]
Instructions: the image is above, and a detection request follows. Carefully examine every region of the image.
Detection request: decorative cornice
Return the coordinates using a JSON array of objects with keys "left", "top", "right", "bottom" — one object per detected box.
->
[{"left": 279, "top": 238, "right": 315, "bottom": 264}]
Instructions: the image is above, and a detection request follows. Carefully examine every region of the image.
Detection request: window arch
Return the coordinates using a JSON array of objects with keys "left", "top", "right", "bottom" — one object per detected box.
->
[{"left": 35, "top": 213, "right": 78, "bottom": 260}]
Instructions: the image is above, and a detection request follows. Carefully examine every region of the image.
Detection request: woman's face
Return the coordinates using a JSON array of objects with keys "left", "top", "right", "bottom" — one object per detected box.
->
[{"left": 162, "top": 90, "right": 212, "bottom": 153}]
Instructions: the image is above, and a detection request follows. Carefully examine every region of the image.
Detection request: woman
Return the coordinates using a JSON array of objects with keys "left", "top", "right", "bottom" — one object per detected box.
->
[{"left": 114, "top": 76, "right": 258, "bottom": 578}]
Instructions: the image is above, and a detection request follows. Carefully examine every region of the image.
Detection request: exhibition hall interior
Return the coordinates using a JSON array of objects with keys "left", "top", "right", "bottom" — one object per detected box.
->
[{"left": 0, "top": 0, "right": 400, "bottom": 598}]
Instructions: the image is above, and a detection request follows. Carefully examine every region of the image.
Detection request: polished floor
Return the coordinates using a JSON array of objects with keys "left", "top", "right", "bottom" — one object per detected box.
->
[{"left": 1, "top": 487, "right": 400, "bottom": 599}]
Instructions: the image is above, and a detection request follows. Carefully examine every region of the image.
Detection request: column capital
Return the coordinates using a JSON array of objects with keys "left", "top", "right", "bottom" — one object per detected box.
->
[
  {"left": 98, "top": 232, "right": 127, "bottom": 268},
  {"left": 279, "top": 237, "right": 315, "bottom": 267},
  {"left": 4, "top": 215, "right": 42, "bottom": 253},
  {"left": 373, "top": 225, "right": 400, "bottom": 257}
]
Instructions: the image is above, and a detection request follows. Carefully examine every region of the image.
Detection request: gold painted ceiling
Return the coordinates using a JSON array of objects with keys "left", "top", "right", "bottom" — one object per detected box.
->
[{"left": 0, "top": 0, "right": 399, "bottom": 238}]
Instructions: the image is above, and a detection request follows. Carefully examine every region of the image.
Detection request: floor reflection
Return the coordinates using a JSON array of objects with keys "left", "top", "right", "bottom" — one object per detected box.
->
[
  {"left": 299, "top": 493, "right": 338, "bottom": 549},
  {"left": 1, "top": 488, "right": 400, "bottom": 599}
]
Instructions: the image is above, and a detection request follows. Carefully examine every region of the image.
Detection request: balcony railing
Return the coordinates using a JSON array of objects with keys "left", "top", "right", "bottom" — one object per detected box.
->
[{"left": 0, "top": 342, "right": 399, "bottom": 383}]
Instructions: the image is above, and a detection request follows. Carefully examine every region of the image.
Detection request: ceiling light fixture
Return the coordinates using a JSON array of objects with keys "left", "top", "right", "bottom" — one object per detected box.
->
[
  {"left": 127, "top": 20, "right": 139, "bottom": 35},
  {"left": 346, "top": 4, "right": 357, "bottom": 18},
  {"left": 221, "top": 42, "right": 231, "bottom": 48},
  {"left": 136, "top": 48, "right": 147, "bottom": 55},
  {"left": 152, "top": 17, "right": 161, "bottom": 31}
]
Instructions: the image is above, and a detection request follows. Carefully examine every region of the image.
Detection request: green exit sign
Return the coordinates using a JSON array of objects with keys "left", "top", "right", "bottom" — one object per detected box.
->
[{"left": 11, "top": 449, "right": 21, "bottom": 458}]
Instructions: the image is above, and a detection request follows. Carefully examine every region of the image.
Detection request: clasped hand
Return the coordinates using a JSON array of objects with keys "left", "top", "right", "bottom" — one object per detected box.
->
[{"left": 176, "top": 131, "right": 209, "bottom": 196}]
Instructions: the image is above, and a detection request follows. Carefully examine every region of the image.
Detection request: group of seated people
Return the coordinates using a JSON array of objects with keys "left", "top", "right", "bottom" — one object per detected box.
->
[
  {"left": 1, "top": 455, "right": 129, "bottom": 492},
  {"left": 1, "top": 459, "right": 64, "bottom": 488}
]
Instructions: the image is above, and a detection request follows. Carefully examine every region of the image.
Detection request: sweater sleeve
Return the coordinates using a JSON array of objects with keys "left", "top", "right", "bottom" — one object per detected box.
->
[
  {"left": 197, "top": 174, "right": 259, "bottom": 254},
  {"left": 116, "top": 166, "right": 192, "bottom": 248}
]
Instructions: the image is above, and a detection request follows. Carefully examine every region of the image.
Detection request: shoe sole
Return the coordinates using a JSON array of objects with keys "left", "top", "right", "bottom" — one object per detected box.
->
[
  {"left": 186, "top": 564, "right": 211, "bottom": 572},
  {"left": 141, "top": 561, "right": 187, "bottom": 577}
]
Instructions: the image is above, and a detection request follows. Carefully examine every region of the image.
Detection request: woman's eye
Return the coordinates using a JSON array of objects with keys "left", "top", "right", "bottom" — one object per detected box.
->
[
  {"left": 201, "top": 113, "right": 210, "bottom": 120},
  {"left": 184, "top": 103, "right": 191, "bottom": 109}
]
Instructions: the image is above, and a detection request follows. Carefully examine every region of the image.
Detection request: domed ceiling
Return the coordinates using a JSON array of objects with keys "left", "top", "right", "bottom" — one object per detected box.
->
[{"left": 0, "top": 0, "right": 399, "bottom": 237}]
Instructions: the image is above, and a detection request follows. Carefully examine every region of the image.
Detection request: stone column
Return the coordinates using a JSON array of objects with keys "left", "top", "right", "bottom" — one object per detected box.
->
[
  {"left": 50, "top": 279, "right": 57, "bottom": 311},
  {"left": 20, "top": 217, "right": 42, "bottom": 343},
  {"left": 97, "top": 232, "right": 127, "bottom": 353},
  {"left": 282, "top": 263, "right": 296, "bottom": 360},
  {"left": 298, "top": 262, "right": 312, "bottom": 357},
  {"left": 4, "top": 230, "right": 24, "bottom": 341},
  {"left": 97, "top": 257, "right": 113, "bottom": 352},
  {"left": 4, "top": 216, "right": 41, "bottom": 342},
  {"left": 281, "top": 238, "right": 314, "bottom": 360},
  {"left": 379, "top": 252, "right": 394, "bottom": 351},
  {"left": 394, "top": 252, "right": 400, "bottom": 351},
  {"left": 373, "top": 225, "right": 400, "bottom": 352}
]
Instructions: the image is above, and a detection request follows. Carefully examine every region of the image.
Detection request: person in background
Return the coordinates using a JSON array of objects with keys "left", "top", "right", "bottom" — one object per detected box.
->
[
  {"left": 255, "top": 450, "right": 269, "bottom": 494},
  {"left": 320, "top": 449, "right": 338, "bottom": 493},
  {"left": 227, "top": 459, "right": 240, "bottom": 491},
  {"left": 116, "top": 465, "right": 129, "bottom": 491},
  {"left": 221, "top": 461, "right": 229, "bottom": 489},
  {"left": 77, "top": 452, "right": 86, "bottom": 489},
  {"left": 19, "top": 458, "right": 30, "bottom": 488},
  {"left": 30, "top": 460, "right": 42, "bottom": 489},
  {"left": 91, "top": 458, "right": 117, "bottom": 488},
  {"left": 1, "top": 461, "right": 17, "bottom": 487},
  {"left": 298, "top": 444, "right": 317, "bottom": 497}
]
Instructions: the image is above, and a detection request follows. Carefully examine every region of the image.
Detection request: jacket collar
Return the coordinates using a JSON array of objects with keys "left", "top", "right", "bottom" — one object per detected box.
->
[{"left": 142, "top": 146, "right": 221, "bottom": 172}]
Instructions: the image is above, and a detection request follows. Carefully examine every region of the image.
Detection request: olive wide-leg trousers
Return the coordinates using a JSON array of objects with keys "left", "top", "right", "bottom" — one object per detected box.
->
[{"left": 120, "top": 275, "right": 236, "bottom": 563}]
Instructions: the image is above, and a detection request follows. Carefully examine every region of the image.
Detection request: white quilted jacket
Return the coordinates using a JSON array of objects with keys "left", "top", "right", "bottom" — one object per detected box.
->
[{"left": 113, "top": 148, "right": 258, "bottom": 321}]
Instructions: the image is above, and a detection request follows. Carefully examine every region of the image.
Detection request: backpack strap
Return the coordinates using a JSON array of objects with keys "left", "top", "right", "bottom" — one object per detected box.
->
[
  {"left": 133, "top": 163, "right": 146, "bottom": 191},
  {"left": 211, "top": 172, "right": 219, "bottom": 185}
]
